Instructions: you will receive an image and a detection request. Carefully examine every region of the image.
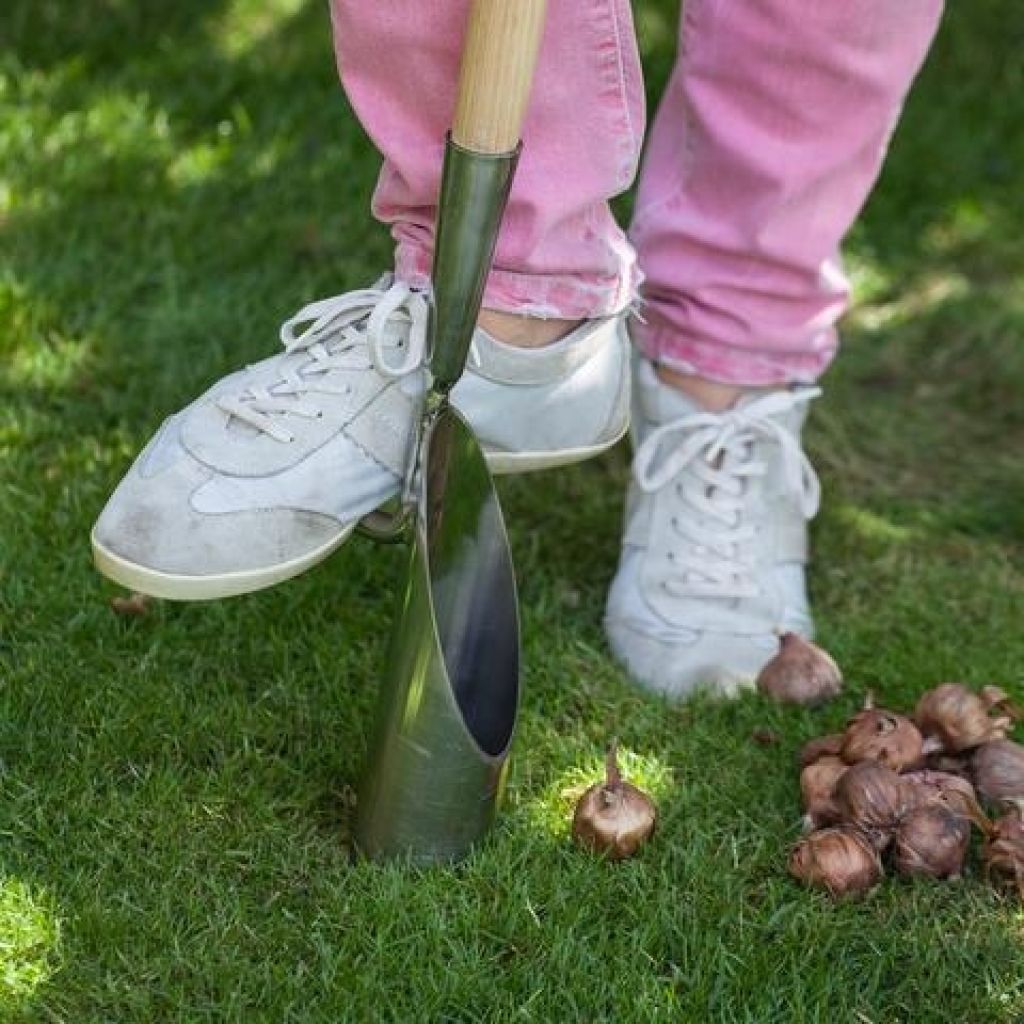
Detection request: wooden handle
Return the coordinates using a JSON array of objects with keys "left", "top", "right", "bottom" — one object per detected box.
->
[{"left": 452, "top": 0, "right": 548, "bottom": 154}]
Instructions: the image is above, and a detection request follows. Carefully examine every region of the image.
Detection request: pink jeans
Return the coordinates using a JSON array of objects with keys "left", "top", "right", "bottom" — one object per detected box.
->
[{"left": 331, "top": 0, "right": 943, "bottom": 386}]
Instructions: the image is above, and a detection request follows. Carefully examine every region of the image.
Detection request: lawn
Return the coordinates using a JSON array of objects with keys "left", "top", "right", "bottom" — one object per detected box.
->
[{"left": 2, "top": 1, "right": 1024, "bottom": 1020}]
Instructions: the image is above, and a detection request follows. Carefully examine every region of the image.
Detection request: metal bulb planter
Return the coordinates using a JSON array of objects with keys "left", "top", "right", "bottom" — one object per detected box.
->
[{"left": 354, "top": 0, "right": 548, "bottom": 865}]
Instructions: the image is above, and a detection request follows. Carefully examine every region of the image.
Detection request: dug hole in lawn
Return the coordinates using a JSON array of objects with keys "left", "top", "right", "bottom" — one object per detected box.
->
[{"left": 752, "top": 635, "right": 1024, "bottom": 900}]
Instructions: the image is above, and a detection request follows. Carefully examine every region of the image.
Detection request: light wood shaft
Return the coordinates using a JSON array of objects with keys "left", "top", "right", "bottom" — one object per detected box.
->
[{"left": 452, "top": 0, "right": 548, "bottom": 154}]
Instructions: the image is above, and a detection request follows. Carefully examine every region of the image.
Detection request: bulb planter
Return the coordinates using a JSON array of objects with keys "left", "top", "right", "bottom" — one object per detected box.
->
[
  {"left": 354, "top": 0, "right": 548, "bottom": 863},
  {"left": 354, "top": 403, "right": 519, "bottom": 863},
  {"left": 353, "top": 140, "right": 523, "bottom": 865}
]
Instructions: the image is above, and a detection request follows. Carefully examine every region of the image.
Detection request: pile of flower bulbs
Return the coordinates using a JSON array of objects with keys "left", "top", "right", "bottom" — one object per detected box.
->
[{"left": 756, "top": 634, "right": 1024, "bottom": 898}]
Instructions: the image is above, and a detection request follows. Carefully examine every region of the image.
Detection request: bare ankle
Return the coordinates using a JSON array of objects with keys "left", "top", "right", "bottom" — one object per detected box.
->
[
  {"left": 478, "top": 308, "right": 583, "bottom": 349},
  {"left": 655, "top": 365, "right": 773, "bottom": 412}
]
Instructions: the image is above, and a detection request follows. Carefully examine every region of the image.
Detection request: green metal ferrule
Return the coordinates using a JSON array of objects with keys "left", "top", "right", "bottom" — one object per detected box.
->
[{"left": 428, "top": 137, "right": 520, "bottom": 393}]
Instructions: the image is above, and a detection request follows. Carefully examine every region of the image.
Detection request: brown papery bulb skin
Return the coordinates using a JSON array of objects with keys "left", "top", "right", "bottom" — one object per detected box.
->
[
  {"left": 834, "top": 761, "right": 906, "bottom": 837},
  {"left": 789, "top": 827, "right": 882, "bottom": 897},
  {"left": 982, "top": 804, "right": 1024, "bottom": 896},
  {"left": 914, "top": 683, "right": 1011, "bottom": 755},
  {"left": 900, "top": 770, "right": 978, "bottom": 819},
  {"left": 756, "top": 633, "right": 843, "bottom": 706},
  {"left": 571, "top": 743, "right": 656, "bottom": 861},
  {"left": 972, "top": 740, "right": 1024, "bottom": 803},
  {"left": 894, "top": 805, "right": 971, "bottom": 880},
  {"left": 981, "top": 686, "right": 1023, "bottom": 721},
  {"left": 922, "top": 752, "right": 973, "bottom": 779},
  {"left": 799, "top": 733, "right": 845, "bottom": 769},
  {"left": 799, "top": 756, "right": 849, "bottom": 830},
  {"left": 841, "top": 707, "right": 924, "bottom": 773}
]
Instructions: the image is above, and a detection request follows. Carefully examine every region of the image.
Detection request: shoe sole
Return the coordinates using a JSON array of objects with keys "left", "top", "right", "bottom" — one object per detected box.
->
[
  {"left": 91, "top": 522, "right": 357, "bottom": 602},
  {"left": 486, "top": 417, "right": 628, "bottom": 475},
  {"left": 91, "top": 422, "right": 627, "bottom": 601}
]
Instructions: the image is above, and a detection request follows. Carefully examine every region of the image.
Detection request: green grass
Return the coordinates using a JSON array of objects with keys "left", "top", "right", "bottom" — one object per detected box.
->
[{"left": 2, "top": 1, "right": 1024, "bottom": 1020}]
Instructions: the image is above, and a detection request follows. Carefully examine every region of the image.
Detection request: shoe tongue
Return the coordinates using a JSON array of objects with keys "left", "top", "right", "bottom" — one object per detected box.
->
[
  {"left": 638, "top": 358, "right": 799, "bottom": 431},
  {"left": 655, "top": 377, "right": 705, "bottom": 422},
  {"left": 636, "top": 358, "right": 702, "bottom": 434},
  {"left": 735, "top": 385, "right": 811, "bottom": 435}
]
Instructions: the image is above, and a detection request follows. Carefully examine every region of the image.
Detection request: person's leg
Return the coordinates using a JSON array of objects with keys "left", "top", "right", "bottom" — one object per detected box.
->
[
  {"left": 606, "top": 0, "right": 944, "bottom": 697},
  {"left": 632, "top": 0, "right": 944, "bottom": 395},
  {"left": 91, "top": 0, "right": 648, "bottom": 600},
  {"left": 331, "top": 0, "right": 644, "bottom": 329}
]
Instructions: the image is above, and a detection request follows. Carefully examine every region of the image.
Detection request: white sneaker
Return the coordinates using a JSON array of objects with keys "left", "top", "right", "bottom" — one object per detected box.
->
[
  {"left": 452, "top": 318, "right": 629, "bottom": 473},
  {"left": 604, "top": 356, "right": 821, "bottom": 699},
  {"left": 91, "top": 277, "right": 629, "bottom": 600}
]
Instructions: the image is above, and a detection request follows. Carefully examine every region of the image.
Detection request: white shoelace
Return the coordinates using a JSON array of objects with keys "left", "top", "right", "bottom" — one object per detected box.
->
[
  {"left": 216, "top": 280, "right": 429, "bottom": 443},
  {"left": 632, "top": 388, "right": 821, "bottom": 601}
]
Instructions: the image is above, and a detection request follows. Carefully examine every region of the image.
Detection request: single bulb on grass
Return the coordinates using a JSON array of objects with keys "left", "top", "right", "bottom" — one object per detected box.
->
[
  {"left": 756, "top": 632, "right": 842, "bottom": 705},
  {"left": 572, "top": 742, "right": 656, "bottom": 861}
]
